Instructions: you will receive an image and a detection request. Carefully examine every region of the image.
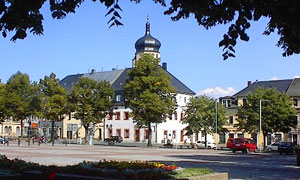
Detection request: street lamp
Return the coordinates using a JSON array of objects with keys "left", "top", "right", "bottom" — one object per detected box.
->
[
  {"left": 259, "top": 99, "right": 270, "bottom": 153},
  {"left": 215, "top": 99, "right": 218, "bottom": 150}
]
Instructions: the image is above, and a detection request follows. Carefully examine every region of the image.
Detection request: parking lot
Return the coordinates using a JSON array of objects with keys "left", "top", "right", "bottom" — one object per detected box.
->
[{"left": 0, "top": 142, "right": 299, "bottom": 180}]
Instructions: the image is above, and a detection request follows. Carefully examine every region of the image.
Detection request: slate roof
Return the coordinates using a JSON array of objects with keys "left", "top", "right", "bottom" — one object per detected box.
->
[
  {"left": 60, "top": 69, "right": 124, "bottom": 93},
  {"left": 60, "top": 68, "right": 195, "bottom": 95},
  {"left": 233, "top": 79, "right": 293, "bottom": 97},
  {"left": 286, "top": 78, "right": 300, "bottom": 96}
]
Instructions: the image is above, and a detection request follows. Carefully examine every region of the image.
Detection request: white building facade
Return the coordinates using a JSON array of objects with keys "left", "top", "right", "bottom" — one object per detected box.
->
[{"left": 60, "top": 20, "right": 197, "bottom": 144}]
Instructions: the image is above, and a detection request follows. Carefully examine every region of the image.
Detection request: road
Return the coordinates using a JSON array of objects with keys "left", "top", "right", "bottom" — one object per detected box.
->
[{"left": 0, "top": 142, "right": 299, "bottom": 180}]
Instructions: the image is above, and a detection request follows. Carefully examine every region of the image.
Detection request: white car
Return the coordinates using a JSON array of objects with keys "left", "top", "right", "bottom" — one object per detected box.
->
[
  {"left": 266, "top": 143, "right": 279, "bottom": 151},
  {"left": 195, "top": 141, "right": 216, "bottom": 149}
]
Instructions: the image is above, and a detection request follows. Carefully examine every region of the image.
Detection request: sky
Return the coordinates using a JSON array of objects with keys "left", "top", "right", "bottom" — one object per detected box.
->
[{"left": 1, "top": 1, "right": 300, "bottom": 98}]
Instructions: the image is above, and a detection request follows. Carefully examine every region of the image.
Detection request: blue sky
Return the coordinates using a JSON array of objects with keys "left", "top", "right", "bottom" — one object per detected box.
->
[{"left": 1, "top": 1, "right": 300, "bottom": 97}]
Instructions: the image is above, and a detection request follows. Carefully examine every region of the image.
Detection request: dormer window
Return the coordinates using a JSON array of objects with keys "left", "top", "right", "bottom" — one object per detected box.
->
[
  {"left": 293, "top": 98, "right": 298, "bottom": 107},
  {"left": 222, "top": 99, "right": 231, "bottom": 108},
  {"left": 116, "top": 94, "right": 122, "bottom": 102}
]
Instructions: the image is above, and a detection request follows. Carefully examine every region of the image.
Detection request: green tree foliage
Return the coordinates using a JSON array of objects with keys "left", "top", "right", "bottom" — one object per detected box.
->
[
  {"left": 0, "top": 81, "right": 5, "bottom": 122},
  {"left": 124, "top": 54, "right": 176, "bottom": 147},
  {"left": 2, "top": 72, "right": 34, "bottom": 137},
  {"left": 237, "top": 88, "right": 297, "bottom": 144},
  {"left": 40, "top": 73, "right": 67, "bottom": 145},
  {"left": 69, "top": 77, "right": 114, "bottom": 143},
  {"left": 1, "top": 0, "right": 300, "bottom": 59},
  {"left": 184, "top": 95, "right": 227, "bottom": 147}
]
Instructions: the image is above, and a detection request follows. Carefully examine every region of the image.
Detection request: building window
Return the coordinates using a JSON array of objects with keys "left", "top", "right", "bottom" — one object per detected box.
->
[
  {"left": 242, "top": 98, "right": 247, "bottom": 106},
  {"left": 116, "top": 94, "right": 121, "bottom": 102},
  {"left": 164, "top": 130, "right": 168, "bottom": 139},
  {"left": 124, "top": 129, "right": 130, "bottom": 138},
  {"left": 107, "top": 113, "right": 112, "bottom": 120},
  {"left": 115, "top": 112, "right": 120, "bottom": 120},
  {"left": 124, "top": 112, "right": 129, "bottom": 120},
  {"left": 229, "top": 116, "right": 234, "bottom": 124},
  {"left": 169, "top": 114, "right": 172, "bottom": 120},
  {"left": 174, "top": 112, "right": 177, "bottom": 120},
  {"left": 222, "top": 99, "right": 227, "bottom": 107},
  {"left": 294, "top": 115, "right": 298, "bottom": 124},
  {"left": 227, "top": 100, "right": 231, "bottom": 107},
  {"left": 116, "top": 129, "right": 121, "bottom": 137},
  {"left": 4, "top": 126, "right": 9, "bottom": 134},
  {"left": 229, "top": 133, "right": 235, "bottom": 138},
  {"left": 144, "top": 129, "right": 149, "bottom": 139},
  {"left": 172, "top": 130, "right": 176, "bottom": 139},
  {"left": 293, "top": 98, "right": 298, "bottom": 107},
  {"left": 16, "top": 126, "right": 20, "bottom": 136},
  {"left": 181, "top": 112, "right": 185, "bottom": 120},
  {"left": 184, "top": 97, "right": 187, "bottom": 103}
]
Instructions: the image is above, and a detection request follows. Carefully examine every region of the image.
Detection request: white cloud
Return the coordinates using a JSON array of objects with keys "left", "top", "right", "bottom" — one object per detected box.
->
[
  {"left": 269, "top": 76, "right": 279, "bottom": 80},
  {"left": 197, "top": 87, "right": 237, "bottom": 98},
  {"left": 294, "top": 75, "right": 300, "bottom": 79}
]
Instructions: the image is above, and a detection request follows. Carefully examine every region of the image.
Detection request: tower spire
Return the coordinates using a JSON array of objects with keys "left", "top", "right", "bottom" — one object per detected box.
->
[{"left": 146, "top": 15, "right": 150, "bottom": 35}]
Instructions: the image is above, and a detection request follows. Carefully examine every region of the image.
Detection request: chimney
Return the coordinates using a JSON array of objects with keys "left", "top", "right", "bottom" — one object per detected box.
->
[
  {"left": 247, "top": 81, "right": 252, "bottom": 86},
  {"left": 162, "top": 62, "right": 167, "bottom": 71}
]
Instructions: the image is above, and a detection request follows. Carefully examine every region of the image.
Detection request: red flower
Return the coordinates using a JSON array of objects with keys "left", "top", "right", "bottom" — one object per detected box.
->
[{"left": 48, "top": 171, "right": 56, "bottom": 180}]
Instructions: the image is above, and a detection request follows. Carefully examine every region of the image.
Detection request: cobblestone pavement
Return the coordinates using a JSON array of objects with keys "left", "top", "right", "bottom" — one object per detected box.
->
[{"left": 0, "top": 142, "right": 299, "bottom": 180}]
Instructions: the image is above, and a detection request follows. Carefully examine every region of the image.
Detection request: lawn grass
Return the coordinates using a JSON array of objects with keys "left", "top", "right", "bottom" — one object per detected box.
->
[{"left": 168, "top": 168, "right": 213, "bottom": 178}]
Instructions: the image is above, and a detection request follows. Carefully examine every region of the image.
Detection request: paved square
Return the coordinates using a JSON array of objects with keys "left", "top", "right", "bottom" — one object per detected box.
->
[{"left": 1, "top": 142, "right": 299, "bottom": 180}]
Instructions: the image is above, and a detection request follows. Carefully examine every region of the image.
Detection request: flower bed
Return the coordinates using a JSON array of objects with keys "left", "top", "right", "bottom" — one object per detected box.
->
[{"left": 0, "top": 155, "right": 212, "bottom": 179}]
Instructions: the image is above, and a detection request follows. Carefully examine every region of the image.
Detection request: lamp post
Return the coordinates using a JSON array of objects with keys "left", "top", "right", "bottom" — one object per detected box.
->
[
  {"left": 259, "top": 99, "right": 270, "bottom": 153},
  {"left": 215, "top": 99, "right": 218, "bottom": 150}
]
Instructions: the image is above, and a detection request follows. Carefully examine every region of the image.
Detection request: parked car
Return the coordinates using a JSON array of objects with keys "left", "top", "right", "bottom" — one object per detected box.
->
[
  {"left": 226, "top": 138, "right": 234, "bottom": 149},
  {"left": 278, "top": 142, "right": 296, "bottom": 155},
  {"left": 266, "top": 143, "right": 279, "bottom": 151},
  {"left": 0, "top": 136, "right": 4, "bottom": 144},
  {"left": 195, "top": 141, "right": 216, "bottom": 149},
  {"left": 232, "top": 138, "right": 257, "bottom": 153}
]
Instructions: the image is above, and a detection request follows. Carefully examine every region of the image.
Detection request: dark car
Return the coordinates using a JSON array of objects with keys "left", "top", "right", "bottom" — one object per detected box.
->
[
  {"left": 278, "top": 142, "right": 296, "bottom": 155},
  {"left": 232, "top": 138, "right": 257, "bottom": 153}
]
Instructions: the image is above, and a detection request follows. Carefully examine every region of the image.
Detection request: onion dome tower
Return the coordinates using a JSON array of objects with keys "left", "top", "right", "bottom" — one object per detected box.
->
[{"left": 133, "top": 16, "right": 161, "bottom": 67}]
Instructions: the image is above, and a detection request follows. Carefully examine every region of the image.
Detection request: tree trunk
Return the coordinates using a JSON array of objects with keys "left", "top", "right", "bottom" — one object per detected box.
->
[
  {"left": 147, "top": 122, "right": 152, "bottom": 147},
  {"left": 51, "top": 120, "right": 55, "bottom": 146},
  {"left": 84, "top": 125, "right": 89, "bottom": 144},
  {"left": 204, "top": 128, "right": 207, "bottom": 148},
  {"left": 20, "top": 119, "right": 23, "bottom": 137}
]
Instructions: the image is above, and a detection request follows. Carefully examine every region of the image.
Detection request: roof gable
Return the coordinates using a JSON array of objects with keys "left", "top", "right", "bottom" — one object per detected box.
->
[{"left": 286, "top": 78, "right": 300, "bottom": 96}]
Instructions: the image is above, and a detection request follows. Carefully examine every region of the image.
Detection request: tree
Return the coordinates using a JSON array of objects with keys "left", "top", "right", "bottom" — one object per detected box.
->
[
  {"left": 124, "top": 54, "right": 176, "bottom": 147},
  {"left": 1, "top": 1, "right": 300, "bottom": 60},
  {"left": 237, "top": 88, "right": 297, "bottom": 146},
  {"left": 40, "top": 73, "right": 67, "bottom": 146},
  {"left": 0, "top": 81, "right": 5, "bottom": 123},
  {"left": 3, "top": 72, "right": 33, "bottom": 137},
  {"left": 184, "top": 95, "right": 227, "bottom": 147},
  {"left": 69, "top": 77, "right": 114, "bottom": 144}
]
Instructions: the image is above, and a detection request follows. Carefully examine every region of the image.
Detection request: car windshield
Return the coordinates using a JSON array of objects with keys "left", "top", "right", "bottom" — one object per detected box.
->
[
  {"left": 281, "top": 142, "right": 292, "bottom": 146},
  {"left": 234, "top": 139, "right": 244, "bottom": 143}
]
